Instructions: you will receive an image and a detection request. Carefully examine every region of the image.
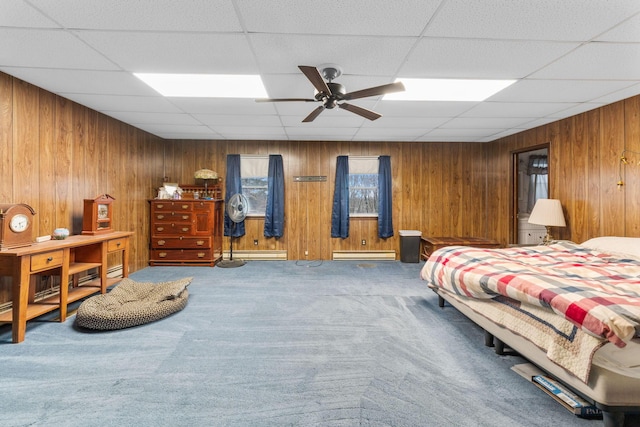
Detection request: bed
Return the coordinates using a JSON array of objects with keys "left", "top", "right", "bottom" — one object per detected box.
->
[{"left": 420, "top": 237, "right": 640, "bottom": 427}]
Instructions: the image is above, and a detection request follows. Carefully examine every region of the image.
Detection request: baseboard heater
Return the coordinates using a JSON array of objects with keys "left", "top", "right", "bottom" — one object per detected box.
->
[
  {"left": 222, "top": 250, "right": 288, "bottom": 261},
  {"left": 332, "top": 250, "right": 396, "bottom": 261}
]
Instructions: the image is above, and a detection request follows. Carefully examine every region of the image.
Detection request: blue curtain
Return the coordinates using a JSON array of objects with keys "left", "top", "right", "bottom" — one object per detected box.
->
[
  {"left": 264, "top": 154, "right": 284, "bottom": 237},
  {"left": 331, "top": 156, "right": 349, "bottom": 238},
  {"left": 224, "top": 154, "right": 245, "bottom": 237},
  {"left": 378, "top": 155, "right": 394, "bottom": 238}
]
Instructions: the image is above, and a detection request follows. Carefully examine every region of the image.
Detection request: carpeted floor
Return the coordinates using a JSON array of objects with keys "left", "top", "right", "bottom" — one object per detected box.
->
[{"left": 0, "top": 261, "right": 610, "bottom": 426}]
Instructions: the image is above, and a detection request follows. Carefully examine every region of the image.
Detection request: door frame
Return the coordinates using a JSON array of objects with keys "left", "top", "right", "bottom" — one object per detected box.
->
[{"left": 510, "top": 143, "right": 550, "bottom": 245}]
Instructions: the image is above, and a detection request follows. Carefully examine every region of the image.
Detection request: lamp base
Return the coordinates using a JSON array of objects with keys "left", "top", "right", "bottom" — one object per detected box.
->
[{"left": 542, "top": 226, "right": 554, "bottom": 245}]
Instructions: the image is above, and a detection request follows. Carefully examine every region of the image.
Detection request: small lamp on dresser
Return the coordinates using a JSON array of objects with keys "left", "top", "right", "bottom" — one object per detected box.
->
[
  {"left": 528, "top": 198, "right": 566, "bottom": 245},
  {"left": 194, "top": 169, "right": 218, "bottom": 198}
]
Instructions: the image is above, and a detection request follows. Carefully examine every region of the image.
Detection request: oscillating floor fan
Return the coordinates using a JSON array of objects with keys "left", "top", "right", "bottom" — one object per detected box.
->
[{"left": 218, "top": 193, "right": 248, "bottom": 268}]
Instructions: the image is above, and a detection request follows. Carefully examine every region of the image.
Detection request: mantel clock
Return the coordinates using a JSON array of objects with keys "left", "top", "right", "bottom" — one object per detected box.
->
[
  {"left": 82, "top": 194, "right": 115, "bottom": 235},
  {"left": 0, "top": 203, "right": 36, "bottom": 250}
]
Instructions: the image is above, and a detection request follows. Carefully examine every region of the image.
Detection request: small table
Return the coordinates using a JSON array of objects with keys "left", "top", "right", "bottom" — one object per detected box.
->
[{"left": 421, "top": 236, "right": 501, "bottom": 260}]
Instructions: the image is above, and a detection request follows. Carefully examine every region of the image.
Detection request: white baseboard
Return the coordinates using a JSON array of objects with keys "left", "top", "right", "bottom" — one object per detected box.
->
[
  {"left": 223, "top": 250, "right": 288, "bottom": 261},
  {"left": 332, "top": 250, "right": 396, "bottom": 261}
]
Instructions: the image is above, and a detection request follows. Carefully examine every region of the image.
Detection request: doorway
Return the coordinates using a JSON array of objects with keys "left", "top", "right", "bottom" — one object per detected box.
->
[{"left": 512, "top": 145, "right": 549, "bottom": 245}]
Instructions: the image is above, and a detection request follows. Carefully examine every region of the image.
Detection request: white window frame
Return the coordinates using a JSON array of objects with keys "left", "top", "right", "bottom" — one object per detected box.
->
[
  {"left": 240, "top": 155, "right": 269, "bottom": 217},
  {"left": 348, "top": 156, "right": 379, "bottom": 218}
]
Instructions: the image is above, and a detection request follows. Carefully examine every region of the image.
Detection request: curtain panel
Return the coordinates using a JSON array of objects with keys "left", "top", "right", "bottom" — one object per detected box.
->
[
  {"left": 264, "top": 154, "right": 284, "bottom": 237},
  {"left": 224, "top": 154, "right": 246, "bottom": 237},
  {"left": 377, "top": 155, "right": 393, "bottom": 238},
  {"left": 331, "top": 156, "right": 350, "bottom": 238}
]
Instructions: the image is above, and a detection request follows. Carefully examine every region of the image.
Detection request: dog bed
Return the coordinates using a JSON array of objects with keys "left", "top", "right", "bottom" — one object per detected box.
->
[{"left": 75, "top": 277, "right": 192, "bottom": 330}]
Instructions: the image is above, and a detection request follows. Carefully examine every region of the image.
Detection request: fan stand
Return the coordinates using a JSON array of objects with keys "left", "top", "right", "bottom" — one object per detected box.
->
[{"left": 217, "top": 221, "right": 246, "bottom": 268}]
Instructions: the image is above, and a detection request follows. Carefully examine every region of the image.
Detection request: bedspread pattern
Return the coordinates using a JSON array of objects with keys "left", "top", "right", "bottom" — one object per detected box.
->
[{"left": 421, "top": 242, "right": 640, "bottom": 347}]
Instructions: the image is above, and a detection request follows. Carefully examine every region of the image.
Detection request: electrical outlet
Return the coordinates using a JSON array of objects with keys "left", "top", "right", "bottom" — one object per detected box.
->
[
  {"left": 305, "top": 250, "right": 308, "bottom": 256},
  {"left": 253, "top": 239, "right": 258, "bottom": 246},
  {"left": 361, "top": 239, "right": 366, "bottom": 245}
]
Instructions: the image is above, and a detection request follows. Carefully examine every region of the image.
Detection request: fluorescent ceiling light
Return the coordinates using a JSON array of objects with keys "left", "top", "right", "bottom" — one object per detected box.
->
[
  {"left": 383, "top": 78, "right": 516, "bottom": 101},
  {"left": 134, "top": 73, "right": 268, "bottom": 98}
]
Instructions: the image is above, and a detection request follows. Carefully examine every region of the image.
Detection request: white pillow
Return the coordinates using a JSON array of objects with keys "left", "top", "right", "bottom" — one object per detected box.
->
[{"left": 581, "top": 237, "right": 640, "bottom": 259}]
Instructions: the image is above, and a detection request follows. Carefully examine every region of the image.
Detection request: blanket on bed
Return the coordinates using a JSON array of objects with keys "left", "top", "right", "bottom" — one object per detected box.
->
[{"left": 421, "top": 242, "right": 640, "bottom": 347}]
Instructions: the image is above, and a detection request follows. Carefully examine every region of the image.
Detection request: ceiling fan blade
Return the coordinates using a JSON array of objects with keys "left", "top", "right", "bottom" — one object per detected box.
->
[
  {"left": 338, "top": 103, "right": 382, "bottom": 121},
  {"left": 255, "top": 98, "right": 316, "bottom": 102},
  {"left": 299, "top": 65, "right": 332, "bottom": 95},
  {"left": 302, "top": 106, "right": 325, "bottom": 122},
  {"left": 342, "top": 81, "right": 405, "bottom": 101}
]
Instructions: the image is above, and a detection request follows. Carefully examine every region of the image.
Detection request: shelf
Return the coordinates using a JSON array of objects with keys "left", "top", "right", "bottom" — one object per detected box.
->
[{"left": 69, "top": 262, "right": 102, "bottom": 275}]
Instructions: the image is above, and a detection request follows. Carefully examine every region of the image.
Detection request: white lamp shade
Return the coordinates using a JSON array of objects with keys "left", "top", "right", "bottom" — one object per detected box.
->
[{"left": 528, "top": 199, "right": 566, "bottom": 227}]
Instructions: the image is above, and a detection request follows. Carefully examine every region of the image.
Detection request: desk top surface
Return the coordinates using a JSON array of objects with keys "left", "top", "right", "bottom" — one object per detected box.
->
[{"left": 0, "top": 231, "right": 134, "bottom": 257}]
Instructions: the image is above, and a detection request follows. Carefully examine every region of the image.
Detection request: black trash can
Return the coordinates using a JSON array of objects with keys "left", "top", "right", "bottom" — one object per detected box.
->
[{"left": 399, "top": 230, "right": 422, "bottom": 263}]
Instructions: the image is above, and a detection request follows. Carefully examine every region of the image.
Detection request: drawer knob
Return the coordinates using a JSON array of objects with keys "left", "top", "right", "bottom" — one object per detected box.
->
[
  {"left": 158, "top": 240, "right": 165, "bottom": 246},
  {"left": 156, "top": 204, "right": 164, "bottom": 209},
  {"left": 181, "top": 227, "right": 189, "bottom": 232},
  {"left": 159, "top": 252, "right": 167, "bottom": 258},
  {"left": 182, "top": 215, "right": 189, "bottom": 220},
  {"left": 196, "top": 240, "right": 204, "bottom": 246},
  {"left": 116, "top": 242, "right": 121, "bottom": 247},
  {"left": 181, "top": 205, "right": 189, "bottom": 209},
  {"left": 47, "top": 257, "right": 53, "bottom": 262},
  {"left": 157, "top": 227, "right": 164, "bottom": 232},
  {"left": 157, "top": 214, "right": 165, "bottom": 220},
  {"left": 197, "top": 252, "right": 205, "bottom": 258}
]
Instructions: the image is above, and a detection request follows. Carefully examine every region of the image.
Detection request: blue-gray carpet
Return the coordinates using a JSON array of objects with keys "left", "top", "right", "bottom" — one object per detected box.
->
[{"left": 0, "top": 261, "right": 605, "bottom": 426}]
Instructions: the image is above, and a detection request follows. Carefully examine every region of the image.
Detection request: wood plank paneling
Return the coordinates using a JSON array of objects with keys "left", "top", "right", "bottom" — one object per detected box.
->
[{"left": 3, "top": 69, "right": 640, "bottom": 306}]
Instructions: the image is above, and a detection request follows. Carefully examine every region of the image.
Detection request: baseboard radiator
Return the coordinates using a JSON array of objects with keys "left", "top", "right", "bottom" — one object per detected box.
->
[
  {"left": 223, "top": 250, "right": 288, "bottom": 261},
  {"left": 0, "top": 264, "right": 124, "bottom": 313},
  {"left": 332, "top": 250, "right": 396, "bottom": 261}
]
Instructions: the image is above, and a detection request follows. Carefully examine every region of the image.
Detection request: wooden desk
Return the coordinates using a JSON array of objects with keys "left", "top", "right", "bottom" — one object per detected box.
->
[
  {"left": 421, "top": 236, "right": 501, "bottom": 260},
  {"left": 0, "top": 231, "right": 133, "bottom": 343}
]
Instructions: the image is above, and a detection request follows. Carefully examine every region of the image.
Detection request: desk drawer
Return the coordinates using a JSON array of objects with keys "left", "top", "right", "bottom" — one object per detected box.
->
[
  {"left": 31, "top": 250, "right": 64, "bottom": 272},
  {"left": 107, "top": 238, "right": 127, "bottom": 252}
]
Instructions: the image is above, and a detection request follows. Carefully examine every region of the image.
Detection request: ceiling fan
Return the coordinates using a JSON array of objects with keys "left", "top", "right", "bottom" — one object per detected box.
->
[{"left": 256, "top": 65, "right": 405, "bottom": 122}]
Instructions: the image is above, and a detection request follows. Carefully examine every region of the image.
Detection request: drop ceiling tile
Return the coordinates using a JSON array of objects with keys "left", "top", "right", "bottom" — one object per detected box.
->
[
  {"left": 61, "top": 94, "right": 183, "bottom": 113},
  {"left": 400, "top": 38, "right": 580, "bottom": 79},
  {"left": 75, "top": 31, "right": 259, "bottom": 73},
  {"left": 362, "top": 116, "right": 450, "bottom": 128},
  {"left": 214, "top": 126, "right": 288, "bottom": 138},
  {"left": 594, "top": 82, "right": 640, "bottom": 104},
  {"left": 373, "top": 101, "right": 478, "bottom": 117},
  {"left": 531, "top": 43, "right": 640, "bottom": 80},
  {"left": 236, "top": 0, "right": 440, "bottom": 36},
  {"left": 195, "top": 114, "right": 282, "bottom": 127},
  {"left": 281, "top": 115, "right": 364, "bottom": 128},
  {"left": 134, "top": 123, "right": 217, "bottom": 136},
  {"left": 489, "top": 79, "right": 637, "bottom": 103},
  {"left": 285, "top": 126, "right": 358, "bottom": 137},
  {"left": 2, "top": 0, "right": 59, "bottom": 27},
  {"left": 595, "top": 13, "right": 640, "bottom": 42},
  {"left": 0, "top": 68, "right": 157, "bottom": 96},
  {"left": 426, "top": 127, "right": 504, "bottom": 138},
  {"left": 545, "top": 103, "right": 607, "bottom": 118},
  {"left": 29, "top": 0, "right": 242, "bottom": 32},
  {"left": 461, "top": 102, "right": 578, "bottom": 118},
  {"left": 440, "top": 117, "right": 535, "bottom": 129},
  {"left": 424, "top": 0, "right": 640, "bottom": 41},
  {"left": 107, "top": 112, "right": 202, "bottom": 126},
  {"left": 0, "top": 28, "right": 118, "bottom": 70},
  {"left": 250, "top": 34, "right": 415, "bottom": 75},
  {"left": 168, "top": 98, "right": 277, "bottom": 115}
]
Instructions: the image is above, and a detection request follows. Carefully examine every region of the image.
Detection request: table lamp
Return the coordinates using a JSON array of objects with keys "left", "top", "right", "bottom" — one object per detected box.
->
[
  {"left": 528, "top": 199, "right": 566, "bottom": 245},
  {"left": 194, "top": 169, "right": 218, "bottom": 197}
]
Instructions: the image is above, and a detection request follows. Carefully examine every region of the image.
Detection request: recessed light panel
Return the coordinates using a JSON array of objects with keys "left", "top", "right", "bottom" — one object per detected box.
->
[
  {"left": 384, "top": 78, "right": 516, "bottom": 101},
  {"left": 134, "top": 73, "right": 268, "bottom": 98}
]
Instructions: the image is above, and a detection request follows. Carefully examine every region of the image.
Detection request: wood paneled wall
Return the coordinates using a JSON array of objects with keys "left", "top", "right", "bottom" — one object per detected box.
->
[
  {"left": 486, "top": 96, "right": 640, "bottom": 245},
  {"left": 163, "top": 139, "right": 489, "bottom": 260},
  {"left": 3, "top": 68, "right": 640, "bottom": 306},
  {"left": 0, "top": 72, "right": 163, "bottom": 304}
]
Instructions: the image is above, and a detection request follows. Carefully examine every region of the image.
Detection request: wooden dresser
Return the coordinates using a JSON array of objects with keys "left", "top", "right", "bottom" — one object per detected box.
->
[{"left": 149, "top": 199, "right": 223, "bottom": 266}]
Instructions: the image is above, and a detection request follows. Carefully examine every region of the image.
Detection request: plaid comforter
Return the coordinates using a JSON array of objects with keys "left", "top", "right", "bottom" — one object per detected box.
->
[{"left": 421, "top": 242, "right": 640, "bottom": 347}]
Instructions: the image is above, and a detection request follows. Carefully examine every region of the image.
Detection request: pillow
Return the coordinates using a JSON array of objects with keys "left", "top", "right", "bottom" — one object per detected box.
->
[{"left": 581, "top": 237, "right": 640, "bottom": 259}]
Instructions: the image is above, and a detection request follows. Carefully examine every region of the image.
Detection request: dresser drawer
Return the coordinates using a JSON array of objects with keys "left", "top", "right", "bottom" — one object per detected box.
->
[
  {"left": 152, "top": 223, "right": 193, "bottom": 235},
  {"left": 152, "top": 237, "right": 211, "bottom": 249},
  {"left": 151, "top": 249, "right": 212, "bottom": 261},
  {"left": 152, "top": 212, "right": 192, "bottom": 222},
  {"left": 31, "top": 250, "right": 64, "bottom": 272},
  {"left": 152, "top": 201, "right": 193, "bottom": 213}
]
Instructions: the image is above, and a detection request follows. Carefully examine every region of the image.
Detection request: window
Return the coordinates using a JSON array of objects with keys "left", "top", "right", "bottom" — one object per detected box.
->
[
  {"left": 240, "top": 156, "right": 269, "bottom": 216},
  {"left": 348, "top": 157, "right": 379, "bottom": 217}
]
